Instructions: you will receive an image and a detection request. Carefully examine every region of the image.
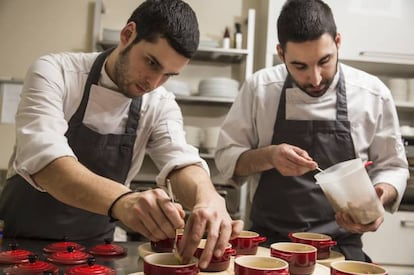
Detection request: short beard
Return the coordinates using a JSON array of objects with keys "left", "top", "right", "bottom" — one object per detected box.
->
[
  {"left": 286, "top": 54, "right": 339, "bottom": 98},
  {"left": 113, "top": 43, "right": 134, "bottom": 98}
]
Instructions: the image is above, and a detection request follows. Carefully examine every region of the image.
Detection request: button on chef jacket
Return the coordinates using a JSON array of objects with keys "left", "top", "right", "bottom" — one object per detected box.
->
[
  {"left": 7, "top": 52, "right": 208, "bottom": 191},
  {"left": 215, "top": 63, "right": 408, "bottom": 214}
]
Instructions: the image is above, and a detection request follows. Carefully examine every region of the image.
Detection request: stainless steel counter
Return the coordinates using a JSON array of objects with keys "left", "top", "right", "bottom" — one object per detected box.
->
[{"left": 0, "top": 238, "right": 143, "bottom": 274}]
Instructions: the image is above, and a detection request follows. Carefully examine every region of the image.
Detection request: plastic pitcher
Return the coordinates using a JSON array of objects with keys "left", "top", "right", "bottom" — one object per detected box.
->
[{"left": 314, "top": 158, "right": 384, "bottom": 224}]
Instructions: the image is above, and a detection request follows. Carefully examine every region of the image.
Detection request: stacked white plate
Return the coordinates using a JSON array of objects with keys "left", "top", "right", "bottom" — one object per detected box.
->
[
  {"left": 163, "top": 80, "right": 191, "bottom": 96},
  {"left": 198, "top": 77, "right": 239, "bottom": 98}
]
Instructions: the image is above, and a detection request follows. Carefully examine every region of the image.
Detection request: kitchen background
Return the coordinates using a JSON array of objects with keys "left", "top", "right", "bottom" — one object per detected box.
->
[{"left": 1, "top": 0, "right": 414, "bottom": 273}]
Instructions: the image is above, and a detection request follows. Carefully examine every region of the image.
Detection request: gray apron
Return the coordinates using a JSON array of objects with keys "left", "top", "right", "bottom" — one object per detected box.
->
[
  {"left": 0, "top": 48, "right": 142, "bottom": 241},
  {"left": 250, "top": 68, "right": 369, "bottom": 261}
]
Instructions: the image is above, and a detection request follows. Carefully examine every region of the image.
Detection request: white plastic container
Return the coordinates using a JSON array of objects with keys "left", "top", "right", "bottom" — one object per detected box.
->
[{"left": 314, "top": 158, "right": 384, "bottom": 224}]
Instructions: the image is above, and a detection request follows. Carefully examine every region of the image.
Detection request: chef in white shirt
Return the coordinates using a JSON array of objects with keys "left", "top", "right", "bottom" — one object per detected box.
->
[
  {"left": 215, "top": 0, "right": 408, "bottom": 261},
  {"left": 0, "top": 0, "right": 242, "bottom": 269}
]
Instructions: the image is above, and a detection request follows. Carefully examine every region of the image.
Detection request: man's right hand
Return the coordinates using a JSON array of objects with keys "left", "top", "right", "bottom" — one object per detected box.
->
[
  {"left": 269, "top": 143, "right": 318, "bottom": 176},
  {"left": 112, "top": 188, "right": 185, "bottom": 241}
]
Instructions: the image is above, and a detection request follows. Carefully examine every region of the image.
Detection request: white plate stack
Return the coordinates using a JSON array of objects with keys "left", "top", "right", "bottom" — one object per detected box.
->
[
  {"left": 198, "top": 77, "right": 239, "bottom": 98},
  {"left": 163, "top": 80, "right": 191, "bottom": 96}
]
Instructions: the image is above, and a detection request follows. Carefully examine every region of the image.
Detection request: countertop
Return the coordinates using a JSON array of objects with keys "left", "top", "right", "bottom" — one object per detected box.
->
[
  {"left": 0, "top": 238, "right": 142, "bottom": 275},
  {"left": 0, "top": 239, "right": 332, "bottom": 275}
]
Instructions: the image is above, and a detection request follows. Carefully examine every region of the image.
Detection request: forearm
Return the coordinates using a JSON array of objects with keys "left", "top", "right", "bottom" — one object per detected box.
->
[
  {"left": 234, "top": 146, "right": 274, "bottom": 177},
  {"left": 32, "top": 156, "right": 130, "bottom": 216},
  {"left": 168, "top": 165, "right": 223, "bottom": 210}
]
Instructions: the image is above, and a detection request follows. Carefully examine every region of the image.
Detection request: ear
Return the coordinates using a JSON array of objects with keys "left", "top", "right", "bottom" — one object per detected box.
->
[
  {"left": 276, "top": 44, "right": 285, "bottom": 63},
  {"left": 334, "top": 33, "right": 341, "bottom": 49},
  {"left": 120, "top": 22, "right": 136, "bottom": 45}
]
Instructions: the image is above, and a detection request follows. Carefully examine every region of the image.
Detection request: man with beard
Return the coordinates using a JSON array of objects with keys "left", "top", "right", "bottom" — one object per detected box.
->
[
  {"left": 215, "top": 0, "right": 408, "bottom": 261},
  {"left": 0, "top": 0, "right": 243, "bottom": 268}
]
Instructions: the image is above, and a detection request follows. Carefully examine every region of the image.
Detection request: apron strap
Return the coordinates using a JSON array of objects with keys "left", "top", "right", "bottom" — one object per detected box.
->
[{"left": 68, "top": 48, "right": 114, "bottom": 128}]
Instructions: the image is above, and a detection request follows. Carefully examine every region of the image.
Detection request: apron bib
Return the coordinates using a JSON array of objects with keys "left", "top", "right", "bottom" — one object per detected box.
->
[
  {"left": 0, "top": 48, "right": 142, "bottom": 241},
  {"left": 250, "top": 69, "right": 368, "bottom": 261}
]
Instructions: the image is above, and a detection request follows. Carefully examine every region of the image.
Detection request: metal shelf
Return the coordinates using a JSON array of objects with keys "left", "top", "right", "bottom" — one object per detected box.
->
[{"left": 175, "top": 95, "right": 234, "bottom": 104}]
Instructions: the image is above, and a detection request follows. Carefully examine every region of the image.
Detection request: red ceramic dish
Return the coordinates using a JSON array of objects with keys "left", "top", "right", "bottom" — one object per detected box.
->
[
  {"left": 65, "top": 257, "right": 116, "bottom": 275},
  {"left": 0, "top": 244, "right": 32, "bottom": 264},
  {"left": 43, "top": 241, "right": 85, "bottom": 253},
  {"left": 331, "top": 261, "right": 388, "bottom": 275},
  {"left": 234, "top": 255, "right": 289, "bottom": 275},
  {"left": 288, "top": 232, "right": 336, "bottom": 259},
  {"left": 150, "top": 238, "right": 175, "bottom": 253},
  {"left": 229, "top": 230, "right": 267, "bottom": 255},
  {"left": 3, "top": 254, "right": 59, "bottom": 274},
  {"left": 193, "top": 239, "right": 236, "bottom": 272},
  {"left": 144, "top": 253, "right": 199, "bottom": 275},
  {"left": 47, "top": 246, "right": 92, "bottom": 265},
  {"left": 270, "top": 242, "right": 317, "bottom": 275},
  {"left": 89, "top": 239, "right": 127, "bottom": 256}
]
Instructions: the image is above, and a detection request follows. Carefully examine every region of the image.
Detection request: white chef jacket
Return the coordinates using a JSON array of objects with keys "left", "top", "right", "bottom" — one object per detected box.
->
[
  {"left": 215, "top": 63, "right": 408, "bottom": 212},
  {"left": 7, "top": 51, "right": 209, "bottom": 190}
]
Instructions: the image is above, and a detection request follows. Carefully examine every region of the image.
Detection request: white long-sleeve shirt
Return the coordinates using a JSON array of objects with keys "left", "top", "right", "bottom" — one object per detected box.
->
[
  {"left": 8, "top": 51, "right": 208, "bottom": 189},
  {"left": 215, "top": 63, "right": 408, "bottom": 212}
]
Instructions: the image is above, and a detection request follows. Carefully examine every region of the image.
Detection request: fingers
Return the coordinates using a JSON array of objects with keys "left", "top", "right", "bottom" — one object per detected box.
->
[
  {"left": 335, "top": 212, "right": 384, "bottom": 234},
  {"left": 119, "top": 189, "right": 185, "bottom": 241},
  {"left": 177, "top": 206, "right": 235, "bottom": 270},
  {"left": 230, "top": 220, "right": 244, "bottom": 239},
  {"left": 178, "top": 208, "right": 208, "bottom": 267},
  {"left": 272, "top": 144, "right": 318, "bottom": 176}
]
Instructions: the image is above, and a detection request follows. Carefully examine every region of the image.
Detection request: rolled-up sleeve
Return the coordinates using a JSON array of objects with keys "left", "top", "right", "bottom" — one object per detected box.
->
[
  {"left": 215, "top": 80, "right": 259, "bottom": 185},
  {"left": 367, "top": 94, "right": 408, "bottom": 212},
  {"left": 145, "top": 93, "right": 209, "bottom": 187},
  {"left": 13, "top": 56, "right": 77, "bottom": 189}
]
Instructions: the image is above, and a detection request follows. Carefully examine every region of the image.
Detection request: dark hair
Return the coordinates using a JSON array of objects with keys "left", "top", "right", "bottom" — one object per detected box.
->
[
  {"left": 277, "top": 0, "right": 337, "bottom": 51},
  {"left": 127, "top": 0, "right": 199, "bottom": 58}
]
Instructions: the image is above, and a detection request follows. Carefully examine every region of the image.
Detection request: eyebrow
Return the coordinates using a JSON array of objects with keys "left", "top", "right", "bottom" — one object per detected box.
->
[
  {"left": 289, "top": 53, "right": 332, "bottom": 66},
  {"left": 148, "top": 54, "right": 180, "bottom": 76}
]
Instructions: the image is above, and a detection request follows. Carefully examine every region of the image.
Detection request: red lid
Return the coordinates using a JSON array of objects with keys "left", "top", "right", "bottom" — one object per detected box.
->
[
  {"left": 65, "top": 257, "right": 116, "bottom": 275},
  {"left": 89, "top": 239, "right": 127, "bottom": 256},
  {"left": 43, "top": 241, "right": 85, "bottom": 253},
  {"left": 3, "top": 254, "right": 59, "bottom": 274},
  {"left": 47, "top": 246, "right": 91, "bottom": 265},
  {"left": 0, "top": 244, "right": 32, "bottom": 264}
]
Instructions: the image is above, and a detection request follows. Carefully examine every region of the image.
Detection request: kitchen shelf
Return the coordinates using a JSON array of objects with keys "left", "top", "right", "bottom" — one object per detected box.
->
[
  {"left": 395, "top": 101, "right": 414, "bottom": 111},
  {"left": 96, "top": 42, "right": 249, "bottom": 64},
  {"left": 193, "top": 47, "right": 249, "bottom": 63},
  {"left": 175, "top": 95, "right": 234, "bottom": 104}
]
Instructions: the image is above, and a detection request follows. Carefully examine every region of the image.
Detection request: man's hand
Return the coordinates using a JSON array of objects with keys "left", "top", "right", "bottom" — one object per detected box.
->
[
  {"left": 177, "top": 195, "right": 244, "bottom": 269},
  {"left": 270, "top": 143, "right": 318, "bottom": 176},
  {"left": 335, "top": 211, "right": 384, "bottom": 234},
  {"left": 335, "top": 183, "right": 397, "bottom": 234},
  {"left": 113, "top": 188, "right": 186, "bottom": 241}
]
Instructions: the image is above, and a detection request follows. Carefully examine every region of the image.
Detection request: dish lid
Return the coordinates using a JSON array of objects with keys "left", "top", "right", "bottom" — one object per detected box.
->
[
  {"left": 89, "top": 239, "right": 127, "bottom": 256},
  {"left": 65, "top": 257, "right": 116, "bottom": 275},
  {"left": 43, "top": 240, "right": 85, "bottom": 253},
  {"left": 3, "top": 254, "right": 59, "bottom": 274},
  {"left": 0, "top": 243, "right": 32, "bottom": 264},
  {"left": 47, "top": 246, "right": 91, "bottom": 265}
]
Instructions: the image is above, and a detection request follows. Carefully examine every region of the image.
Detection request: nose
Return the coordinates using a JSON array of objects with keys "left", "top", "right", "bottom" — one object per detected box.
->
[
  {"left": 308, "top": 67, "right": 322, "bottom": 87},
  {"left": 146, "top": 72, "right": 167, "bottom": 91}
]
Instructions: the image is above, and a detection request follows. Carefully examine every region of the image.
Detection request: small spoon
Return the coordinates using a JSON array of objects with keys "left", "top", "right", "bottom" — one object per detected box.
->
[
  {"left": 316, "top": 167, "right": 324, "bottom": 173},
  {"left": 166, "top": 179, "right": 183, "bottom": 263}
]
